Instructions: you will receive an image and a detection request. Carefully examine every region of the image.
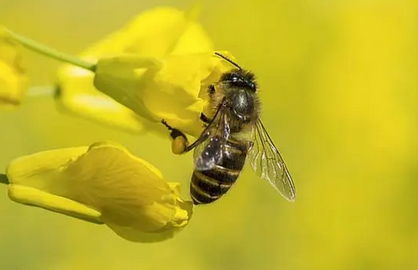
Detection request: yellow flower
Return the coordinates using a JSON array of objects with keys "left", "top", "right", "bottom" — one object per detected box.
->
[
  {"left": 4, "top": 141, "right": 193, "bottom": 243},
  {"left": 0, "top": 27, "right": 28, "bottom": 108},
  {"left": 56, "top": 6, "right": 218, "bottom": 136}
]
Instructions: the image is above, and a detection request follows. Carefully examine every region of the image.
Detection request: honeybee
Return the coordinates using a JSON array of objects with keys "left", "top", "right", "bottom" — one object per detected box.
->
[{"left": 162, "top": 52, "right": 296, "bottom": 205}]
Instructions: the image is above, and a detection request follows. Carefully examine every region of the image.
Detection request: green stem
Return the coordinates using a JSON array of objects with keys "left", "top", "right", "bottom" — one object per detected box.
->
[
  {"left": 0, "top": 174, "right": 9, "bottom": 185},
  {"left": 4, "top": 28, "right": 96, "bottom": 72}
]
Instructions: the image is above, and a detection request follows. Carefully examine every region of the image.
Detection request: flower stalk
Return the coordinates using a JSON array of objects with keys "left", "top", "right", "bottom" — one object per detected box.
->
[{"left": 3, "top": 28, "right": 96, "bottom": 72}]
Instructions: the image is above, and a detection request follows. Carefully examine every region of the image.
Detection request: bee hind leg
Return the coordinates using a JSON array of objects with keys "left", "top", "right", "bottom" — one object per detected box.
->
[{"left": 161, "top": 120, "right": 189, "bottom": 155}]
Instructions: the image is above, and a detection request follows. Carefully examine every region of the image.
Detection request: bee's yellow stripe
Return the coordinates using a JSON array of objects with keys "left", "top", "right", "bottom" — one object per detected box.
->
[
  {"left": 194, "top": 170, "right": 235, "bottom": 189},
  {"left": 190, "top": 180, "right": 221, "bottom": 200}
]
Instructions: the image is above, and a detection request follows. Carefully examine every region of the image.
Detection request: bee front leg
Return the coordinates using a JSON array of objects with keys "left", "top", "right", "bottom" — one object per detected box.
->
[
  {"left": 161, "top": 120, "right": 189, "bottom": 155},
  {"left": 200, "top": 113, "right": 211, "bottom": 124}
]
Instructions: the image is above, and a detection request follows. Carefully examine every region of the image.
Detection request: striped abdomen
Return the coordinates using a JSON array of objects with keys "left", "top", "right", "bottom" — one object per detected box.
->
[{"left": 190, "top": 139, "right": 248, "bottom": 205}]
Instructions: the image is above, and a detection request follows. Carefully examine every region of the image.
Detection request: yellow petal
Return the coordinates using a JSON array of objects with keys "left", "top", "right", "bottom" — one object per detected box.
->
[
  {"left": 141, "top": 51, "right": 237, "bottom": 136},
  {"left": 93, "top": 55, "right": 164, "bottom": 123},
  {"left": 56, "top": 76, "right": 146, "bottom": 134},
  {"left": 93, "top": 51, "right": 237, "bottom": 137},
  {"left": 56, "top": 6, "right": 213, "bottom": 134},
  {"left": 0, "top": 27, "right": 28, "bottom": 108},
  {"left": 6, "top": 141, "right": 193, "bottom": 242},
  {"left": 8, "top": 185, "right": 103, "bottom": 224}
]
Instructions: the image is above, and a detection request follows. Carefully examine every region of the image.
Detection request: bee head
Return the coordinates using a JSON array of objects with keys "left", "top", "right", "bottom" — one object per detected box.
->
[{"left": 220, "top": 70, "right": 257, "bottom": 92}]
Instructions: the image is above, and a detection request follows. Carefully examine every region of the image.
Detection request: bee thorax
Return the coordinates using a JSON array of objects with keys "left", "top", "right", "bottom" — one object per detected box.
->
[{"left": 230, "top": 90, "right": 254, "bottom": 116}]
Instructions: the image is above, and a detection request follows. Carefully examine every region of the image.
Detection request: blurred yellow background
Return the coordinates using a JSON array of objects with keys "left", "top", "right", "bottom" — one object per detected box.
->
[{"left": 1, "top": 0, "right": 418, "bottom": 270}]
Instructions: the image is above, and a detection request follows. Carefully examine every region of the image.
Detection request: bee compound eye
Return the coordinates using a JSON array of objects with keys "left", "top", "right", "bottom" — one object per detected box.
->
[{"left": 249, "top": 82, "right": 256, "bottom": 91}]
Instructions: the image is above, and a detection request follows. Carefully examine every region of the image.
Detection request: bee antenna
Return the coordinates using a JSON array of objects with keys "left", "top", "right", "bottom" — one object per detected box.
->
[{"left": 215, "top": 52, "right": 242, "bottom": 70}]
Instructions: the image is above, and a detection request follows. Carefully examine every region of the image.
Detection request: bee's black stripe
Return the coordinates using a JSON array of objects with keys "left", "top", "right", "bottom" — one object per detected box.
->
[{"left": 219, "top": 147, "right": 247, "bottom": 170}]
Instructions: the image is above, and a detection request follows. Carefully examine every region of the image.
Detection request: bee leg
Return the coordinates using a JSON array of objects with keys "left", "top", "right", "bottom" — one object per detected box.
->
[
  {"left": 161, "top": 120, "right": 189, "bottom": 155},
  {"left": 200, "top": 113, "right": 211, "bottom": 124}
]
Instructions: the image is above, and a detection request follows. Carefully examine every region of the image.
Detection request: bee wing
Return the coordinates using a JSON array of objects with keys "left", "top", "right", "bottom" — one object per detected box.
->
[
  {"left": 247, "top": 120, "right": 296, "bottom": 202},
  {"left": 189, "top": 105, "right": 230, "bottom": 171}
]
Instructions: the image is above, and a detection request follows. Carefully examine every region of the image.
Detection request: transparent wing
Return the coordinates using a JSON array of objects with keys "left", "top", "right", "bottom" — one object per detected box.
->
[
  {"left": 187, "top": 104, "right": 230, "bottom": 171},
  {"left": 247, "top": 120, "right": 296, "bottom": 202}
]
